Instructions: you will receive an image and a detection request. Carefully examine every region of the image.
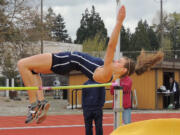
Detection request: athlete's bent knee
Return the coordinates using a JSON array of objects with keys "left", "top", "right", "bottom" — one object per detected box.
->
[
  {"left": 31, "top": 70, "right": 38, "bottom": 74},
  {"left": 17, "top": 59, "right": 27, "bottom": 70}
]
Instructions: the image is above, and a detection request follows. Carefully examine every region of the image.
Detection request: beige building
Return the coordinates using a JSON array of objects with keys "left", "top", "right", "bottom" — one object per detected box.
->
[
  {"left": 67, "top": 61, "right": 180, "bottom": 110},
  {"left": 37, "top": 41, "right": 82, "bottom": 53}
]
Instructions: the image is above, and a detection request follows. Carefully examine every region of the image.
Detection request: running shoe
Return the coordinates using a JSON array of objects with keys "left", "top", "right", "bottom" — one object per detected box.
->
[
  {"left": 36, "top": 100, "right": 50, "bottom": 124},
  {"left": 25, "top": 102, "right": 39, "bottom": 124}
]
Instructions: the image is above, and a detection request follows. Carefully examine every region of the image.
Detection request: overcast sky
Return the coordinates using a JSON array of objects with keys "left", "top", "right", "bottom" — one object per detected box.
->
[{"left": 40, "top": 0, "right": 180, "bottom": 41}]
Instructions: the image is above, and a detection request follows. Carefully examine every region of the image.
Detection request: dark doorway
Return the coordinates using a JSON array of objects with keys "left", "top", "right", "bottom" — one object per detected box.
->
[
  {"left": 163, "top": 72, "right": 174, "bottom": 108},
  {"left": 163, "top": 72, "right": 174, "bottom": 90}
]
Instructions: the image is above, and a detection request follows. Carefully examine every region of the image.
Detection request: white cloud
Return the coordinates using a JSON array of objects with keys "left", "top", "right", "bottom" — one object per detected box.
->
[
  {"left": 44, "top": 0, "right": 110, "bottom": 6},
  {"left": 43, "top": 0, "right": 180, "bottom": 41},
  {"left": 44, "top": 1, "right": 117, "bottom": 40}
]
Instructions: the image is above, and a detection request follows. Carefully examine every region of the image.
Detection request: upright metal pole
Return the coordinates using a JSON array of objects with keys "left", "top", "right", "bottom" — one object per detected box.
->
[
  {"left": 114, "top": 0, "right": 123, "bottom": 129},
  {"left": 5, "top": 79, "right": 9, "bottom": 97},
  {"left": 11, "top": 78, "right": 14, "bottom": 88},
  {"left": 40, "top": 0, "right": 43, "bottom": 53},
  {"left": 160, "top": 0, "right": 163, "bottom": 48}
]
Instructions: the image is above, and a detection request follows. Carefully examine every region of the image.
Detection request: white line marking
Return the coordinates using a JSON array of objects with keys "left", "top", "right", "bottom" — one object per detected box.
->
[{"left": 0, "top": 124, "right": 113, "bottom": 130}]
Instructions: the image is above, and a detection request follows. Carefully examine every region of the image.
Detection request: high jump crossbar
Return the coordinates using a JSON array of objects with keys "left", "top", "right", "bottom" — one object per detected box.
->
[{"left": 0, "top": 82, "right": 118, "bottom": 91}]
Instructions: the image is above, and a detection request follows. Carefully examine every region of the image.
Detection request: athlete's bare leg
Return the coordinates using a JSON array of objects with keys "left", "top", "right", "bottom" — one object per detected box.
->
[
  {"left": 18, "top": 53, "right": 53, "bottom": 102},
  {"left": 17, "top": 53, "right": 53, "bottom": 123}
]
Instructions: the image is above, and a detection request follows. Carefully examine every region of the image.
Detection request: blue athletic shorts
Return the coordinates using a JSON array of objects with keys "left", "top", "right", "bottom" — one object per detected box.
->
[{"left": 51, "top": 52, "right": 104, "bottom": 80}]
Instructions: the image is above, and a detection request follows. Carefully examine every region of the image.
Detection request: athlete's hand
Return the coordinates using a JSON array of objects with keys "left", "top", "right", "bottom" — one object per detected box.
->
[{"left": 117, "top": 5, "right": 126, "bottom": 23}]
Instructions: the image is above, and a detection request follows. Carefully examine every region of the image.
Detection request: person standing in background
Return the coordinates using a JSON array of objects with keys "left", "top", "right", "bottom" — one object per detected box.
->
[
  {"left": 82, "top": 79, "right": 105, "bottom": 135},
  {"left": 169, "top": 77, "right": 179, "bottom": 109},
  {"left": 110, "top": 76, "right": 132, "bottom": 124}
]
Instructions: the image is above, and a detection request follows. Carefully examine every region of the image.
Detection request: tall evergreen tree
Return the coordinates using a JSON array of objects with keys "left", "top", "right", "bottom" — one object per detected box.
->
[
  {"left": 120, "top": 26, "right": 131, "bottom": 56},
  {"left": 152, "top": 11, "right": 169, "bottom": 50},
  {"left": 128, "top": 20, "right": 159, "bottom": 59},
  {"left": 52, "top": 14, "right": 70, "bottom": 42},
  {"left": 153, "top": 12, "right": 180, "bottom": 58},
  {"left": 130, "top": 20, "right": 151, "bottom": 52},
  {"left": 44, "top": 7, "right": 56, "bottom": 40},
  {"left": 167, "top": 12, "right": 180, "bottom": 56},
  {"left": 75, "top": 5, "right": 108, "bottom": 44},
  {"left": 75, "top": 8, "right": 90, "bottom": 44},
  {"left": 147, "top": 27, "right": 160, "bottom": 50}
]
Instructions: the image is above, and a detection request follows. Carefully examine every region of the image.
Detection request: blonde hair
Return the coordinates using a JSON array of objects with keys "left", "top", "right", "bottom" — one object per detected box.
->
[
  {"left": 122, "top": 49, "right": 164, "bottom": 77},
  {"left": 135, "top": 50, "right": 164, "bottom": 75}
]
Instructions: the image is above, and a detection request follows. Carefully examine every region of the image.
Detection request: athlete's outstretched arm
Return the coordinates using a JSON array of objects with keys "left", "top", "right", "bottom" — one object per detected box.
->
[
  {"left": 104, "top": 5, "right": 126, "bottom": 67},
  {"left": 93, "top": 5, "right": 126, "bottom": 83}
]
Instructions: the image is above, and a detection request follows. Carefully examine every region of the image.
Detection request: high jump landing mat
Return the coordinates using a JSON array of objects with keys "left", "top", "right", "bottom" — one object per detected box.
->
[{"left": 110, "top": 118, "right": 180, "bottom": 135}]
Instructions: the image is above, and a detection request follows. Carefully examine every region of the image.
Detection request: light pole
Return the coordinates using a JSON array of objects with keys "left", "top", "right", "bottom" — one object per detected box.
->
[
  {"left": 160, "top": 0, "right": 163, "bottom": 48},
  {"left": 155, "top": 0, "right": 165, "bottom": 48},
  {"left": 40, "top": 0, "right": 43, "bottom": 54}
]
